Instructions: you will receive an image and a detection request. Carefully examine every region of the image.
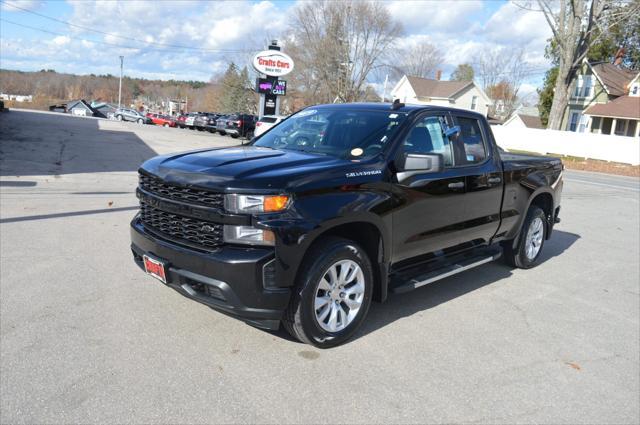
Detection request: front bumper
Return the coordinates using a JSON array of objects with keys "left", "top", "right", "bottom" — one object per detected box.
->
[
  {"left": 130, "top": 217, "right": 290, "bottom": 330},
  {"left": 224, "top": 127, "right": 240, "bottom": 135}
]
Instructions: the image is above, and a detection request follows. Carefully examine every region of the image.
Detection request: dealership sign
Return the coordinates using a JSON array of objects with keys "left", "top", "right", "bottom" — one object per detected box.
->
[
  {"left": 252, "top": 50, "right": 294, "bottom": 77},
  {"left": 256, "top": 78, "right": 286, "bottom": 96}
]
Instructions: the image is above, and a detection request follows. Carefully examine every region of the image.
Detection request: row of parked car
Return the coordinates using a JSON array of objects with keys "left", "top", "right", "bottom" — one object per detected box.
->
[{"left": 113, "top": 108, "right": 286, "bottom": 139}]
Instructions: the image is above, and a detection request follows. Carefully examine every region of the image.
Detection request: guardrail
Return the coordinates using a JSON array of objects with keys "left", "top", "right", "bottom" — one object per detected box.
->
[{"left": 492, "top": 126, "right": 640, "bottom": 166}]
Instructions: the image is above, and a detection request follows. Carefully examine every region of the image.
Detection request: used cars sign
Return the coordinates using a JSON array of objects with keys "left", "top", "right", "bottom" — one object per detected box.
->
[{"left": 252, "top": 50, "right": 294, "bottom": 77}]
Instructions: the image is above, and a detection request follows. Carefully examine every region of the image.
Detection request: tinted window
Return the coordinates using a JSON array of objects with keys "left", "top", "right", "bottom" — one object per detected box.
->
[
  {"left": 403, "top": 115, "right": 454, "bottom": 166},
  {"left": 456, "top": 116, "right": 486, "bottom": 164}
]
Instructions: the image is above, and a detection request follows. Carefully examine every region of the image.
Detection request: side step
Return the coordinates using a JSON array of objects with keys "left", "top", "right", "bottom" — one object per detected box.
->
[{"left": 390, "top": 248, "right": 502, "bottom": 294}]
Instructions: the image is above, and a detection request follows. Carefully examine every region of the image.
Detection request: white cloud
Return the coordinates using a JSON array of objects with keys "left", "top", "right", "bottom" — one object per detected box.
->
[
  {"left": 1, "top": 0, "right": 42, "bottom": 12},
  {"left": 52, "top": 35, "right": 71, "bottom": 46},
  {"left": 387, "top": 0, "right": 483, "bottom": 33},
  {"left": 483, "top": 2, "right": 551, "bottom": 55}
]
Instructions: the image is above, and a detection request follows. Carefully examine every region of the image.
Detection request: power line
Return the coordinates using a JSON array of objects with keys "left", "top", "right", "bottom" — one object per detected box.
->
[
  {"left": 0, "top": 0, "right": 256, "bottom": 53},
  {"left": 0, "top": 18, "right": 252, "bottom": 54}
]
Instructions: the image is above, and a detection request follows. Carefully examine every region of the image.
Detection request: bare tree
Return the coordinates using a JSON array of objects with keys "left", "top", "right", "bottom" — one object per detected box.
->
[
  {"left": 517, "top": 0, "right": 640, "bottom": 130},
  {"left": 387, "top": 41, "right": 443, "bottom": 80},
  {"left": 287, "top": 0, "right": 402, "bottom": 104},
  {"left": 474, "top": 47, "right": 531, "bottom": 118}
]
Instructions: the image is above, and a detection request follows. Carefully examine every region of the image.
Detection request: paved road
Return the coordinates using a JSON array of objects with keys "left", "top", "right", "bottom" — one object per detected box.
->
[{"left": 1, "top": 110, "right": 639, "bottom": 424}]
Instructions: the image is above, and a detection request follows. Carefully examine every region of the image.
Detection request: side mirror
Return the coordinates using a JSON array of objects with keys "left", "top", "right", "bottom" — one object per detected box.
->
[
  {"left": 444, "top": 125, "right": 460, "bottom": 139},
  {"left": 397, "top": 153, "right": 443, "bottom": 183}
]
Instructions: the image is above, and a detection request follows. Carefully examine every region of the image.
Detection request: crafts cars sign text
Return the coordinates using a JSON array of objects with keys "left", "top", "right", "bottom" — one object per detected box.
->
[{"left": 252, "top": 51, "right": 294, "bottom": 77}]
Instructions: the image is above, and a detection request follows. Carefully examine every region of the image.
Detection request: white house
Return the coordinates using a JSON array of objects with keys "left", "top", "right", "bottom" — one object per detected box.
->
[
  {"left": 390, "top": 75, "right": 492, "bottom": 116},
  {"left": 502, "top": 106, "right": 544, "bottom": 129}
]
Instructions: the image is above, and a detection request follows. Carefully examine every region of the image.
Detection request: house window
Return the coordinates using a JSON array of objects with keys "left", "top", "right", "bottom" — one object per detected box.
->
[
  {"left": 614, "top": 119, "right": 626, "bottom": 135},
  {"left": 574, "top": 76, "right": 583, "bottom": 97},
  {"left": 578, "top": 114, "right": 589, "bottom": 133},
  {"left": 471, "top": 96, "right": 478, "bottom": 111},
  {"left": 569, "top": 112, "right": 579, "bottom": 131},
  {"left": 631, "top": 84, "right": 639, "bottom": 96},
  {"left": 582, "top": 76, "right": 593, "bottom": 98}
]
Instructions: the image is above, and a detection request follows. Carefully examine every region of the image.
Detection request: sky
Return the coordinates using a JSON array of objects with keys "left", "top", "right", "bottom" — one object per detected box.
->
[{"left": 0, "top": 0, "right": 553, "bottom": 97}]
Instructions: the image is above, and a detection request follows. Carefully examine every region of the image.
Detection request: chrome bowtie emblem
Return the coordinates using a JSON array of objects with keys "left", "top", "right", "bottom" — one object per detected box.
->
[{"left": 201, "top": 225, "right": 215, "bottom": 233}]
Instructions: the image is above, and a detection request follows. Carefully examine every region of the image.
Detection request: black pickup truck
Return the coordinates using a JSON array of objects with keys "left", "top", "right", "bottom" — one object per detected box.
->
[{"left": 131, "top": 102, "right": 563, "bottom": 347}]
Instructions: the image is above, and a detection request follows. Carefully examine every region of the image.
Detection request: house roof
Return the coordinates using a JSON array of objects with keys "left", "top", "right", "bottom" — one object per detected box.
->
[
  {"left": 67, "top": 99, "right": 96, "bottom": 112},
  {"left": 584, "top": 96, "right": 640, "bottom": 120},
  {"left": 590, "top": 62, "right": 639, "bottom": 97},
  {"left": 519, "top": 114, "right": 544, "bottom": 129},
  {"left": 405, "top": 76, "right": 472, "bottom": 99}
]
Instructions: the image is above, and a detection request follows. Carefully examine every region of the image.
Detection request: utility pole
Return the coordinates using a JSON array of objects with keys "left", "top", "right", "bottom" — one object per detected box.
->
[
  {"left": 118, "top": 56, "right": 124, "bottom": 108},
  {"left": 381, "top": 74, "right": 388, "bottom": 102}
]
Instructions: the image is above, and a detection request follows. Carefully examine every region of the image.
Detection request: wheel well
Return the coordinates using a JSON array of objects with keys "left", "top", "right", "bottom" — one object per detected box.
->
[
  {"left": 530, "top": 192, "right": 553, "bottom": 218},
  {"left": 310, "top": 222, "right": 384, "bottom": 302},
  {"left": 530, "top": 192, "right": 553, "bottom": 237}
]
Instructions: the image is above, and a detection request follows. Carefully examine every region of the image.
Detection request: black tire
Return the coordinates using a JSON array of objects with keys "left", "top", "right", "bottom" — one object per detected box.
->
[
  {"left": 283, "top": 237, "right": 374, "bottom": 348},
  {"left": 504, "top": 206, "right": 547, "bottom": 269},
  {"left": 230, "top": 134, "right": 239, "bottom": 139}
]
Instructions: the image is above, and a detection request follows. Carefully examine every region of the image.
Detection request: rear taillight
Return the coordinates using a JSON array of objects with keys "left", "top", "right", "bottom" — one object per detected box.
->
[{"left": 236, "top": 120, "right": 242, "bottom": 126}]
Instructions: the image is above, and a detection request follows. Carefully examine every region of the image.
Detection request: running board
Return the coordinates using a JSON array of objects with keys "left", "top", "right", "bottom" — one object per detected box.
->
[{"left": 391, "top": 250, "right": 502, "bottom": 294}]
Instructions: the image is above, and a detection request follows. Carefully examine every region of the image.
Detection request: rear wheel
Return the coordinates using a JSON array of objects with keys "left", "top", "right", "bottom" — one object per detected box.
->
[
  {"left": 283, "top": 237, "right": 373, "bottom": 348},
  {"left": 116, "top": 115, "right": 123, "bottom": 121},
  {"left": 163, "top": 123, "right": 169, "bottom": 127},
  {"left": 504, "top": 206, "right": 547, "bottom": 268},
  {"left": 137, "top": 118, "right": 144, "bottom": 125}
]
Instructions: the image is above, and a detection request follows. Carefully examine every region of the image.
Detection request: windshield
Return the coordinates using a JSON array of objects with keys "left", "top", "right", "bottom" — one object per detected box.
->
[{"left": 253, "top": 108, "right": 407, "bottom": 159}]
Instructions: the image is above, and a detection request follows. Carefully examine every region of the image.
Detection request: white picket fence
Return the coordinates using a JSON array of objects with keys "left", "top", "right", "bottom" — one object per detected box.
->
[{"left": 491, "top": 126, "right": 640, "bottom": 166}]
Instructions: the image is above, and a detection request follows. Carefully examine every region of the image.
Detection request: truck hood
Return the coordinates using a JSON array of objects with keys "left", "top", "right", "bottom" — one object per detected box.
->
[{"left": 140, "top": 146, "right": 384, "bottom": 192}]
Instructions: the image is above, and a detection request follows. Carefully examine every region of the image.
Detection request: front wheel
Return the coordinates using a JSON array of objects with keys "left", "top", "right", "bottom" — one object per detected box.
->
[
  {"left": 283, "top": 237, "right": 373, "bottom": 348},
  {"left": 116, "top": 115, "right": 123, "bottom": 121},
  {"left": 137, "top": 118, "right": 144, "bottom": 125},
  {"left": 504, "top": 206, "right": 547, "bottom": 268},
  {"left": 163, "top": 123, "right": 169, "bottom": 127}
]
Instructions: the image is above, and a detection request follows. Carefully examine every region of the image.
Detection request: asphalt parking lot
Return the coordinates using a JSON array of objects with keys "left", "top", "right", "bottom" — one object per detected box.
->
[{"left": 1, "top": 109, "right": 639, "bottom": 424}]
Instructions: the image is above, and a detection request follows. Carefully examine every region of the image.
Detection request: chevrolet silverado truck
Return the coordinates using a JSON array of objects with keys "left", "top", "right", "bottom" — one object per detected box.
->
[{"left": 130, "top": 102, "right": 563, "bottom": 348}]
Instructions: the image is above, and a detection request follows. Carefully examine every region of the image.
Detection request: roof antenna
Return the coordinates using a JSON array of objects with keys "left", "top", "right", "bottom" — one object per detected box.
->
[{"left": 391, "top": 99, "right": 405, "bottom": 110}]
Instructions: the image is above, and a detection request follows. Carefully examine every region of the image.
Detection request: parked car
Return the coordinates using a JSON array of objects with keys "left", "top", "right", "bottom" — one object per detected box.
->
[
  {"left": 194, "top": 113, "right": 220, "bottom": 132},
  {"left": 131, "top": 102, "right": 564, "bottom": 348},
  {"left": 146, "top": 113, "right": 176, "bottom": 127},
  {"left": 254, "top": 115, "right": 286, "bottom": 137},
  {"left": 176, "top": 114, "right": 189, "bottom": 129},
  {"left": 184, "top": 112, "right": 203, "bottom": 130},
  {"left": 220, "top": 113, "right": 257, "bottom": 139},
  {"left": 114, "top": 108, "right": 151, "bottom": 124},
  {"left": 214, "top": 115, "right": 231, "bottom": 135}
]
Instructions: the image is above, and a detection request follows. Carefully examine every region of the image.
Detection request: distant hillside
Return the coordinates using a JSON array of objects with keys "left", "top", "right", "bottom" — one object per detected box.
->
[{"left": 0, "top": 69, "right": 217, "bottom": 111}]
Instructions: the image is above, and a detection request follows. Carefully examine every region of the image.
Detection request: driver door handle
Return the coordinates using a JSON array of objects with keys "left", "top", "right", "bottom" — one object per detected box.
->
[
  {"left": 448, "top": 182, "right": 465, "bottom": 189},
  {"left": 488, "top": 177, "right": 502, "bottom": 184}
]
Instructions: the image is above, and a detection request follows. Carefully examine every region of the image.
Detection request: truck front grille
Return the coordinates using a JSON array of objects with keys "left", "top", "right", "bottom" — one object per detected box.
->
[
  {"left": 140, "top": 202, "right": 223, "bottom": 250},
  {"left": 139, "top": 173, "right": 224, "bottom": 210}
]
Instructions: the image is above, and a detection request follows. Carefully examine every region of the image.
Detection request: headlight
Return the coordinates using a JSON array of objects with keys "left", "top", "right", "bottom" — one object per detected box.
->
[
  {"left": 224, "top": 194, "right": 289, "bottom": 214},
  {"left": 223, "top": 225, "right": 275, "bottom": 246}
]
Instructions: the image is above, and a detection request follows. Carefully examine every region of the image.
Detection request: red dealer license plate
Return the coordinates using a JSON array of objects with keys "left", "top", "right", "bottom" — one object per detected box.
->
[{"left": 143, "top": 255, "right": 168, "bottom": 283}]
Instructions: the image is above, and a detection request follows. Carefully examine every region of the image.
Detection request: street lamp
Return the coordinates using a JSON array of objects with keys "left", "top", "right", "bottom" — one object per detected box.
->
[{"left": 118, "top": 56, "right": 124, "bottom": 108}]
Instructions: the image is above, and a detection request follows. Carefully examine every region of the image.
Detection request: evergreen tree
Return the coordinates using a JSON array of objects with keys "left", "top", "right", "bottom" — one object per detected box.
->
[{"left": 451, "top": 64, "right": 474, "bottom": 82}]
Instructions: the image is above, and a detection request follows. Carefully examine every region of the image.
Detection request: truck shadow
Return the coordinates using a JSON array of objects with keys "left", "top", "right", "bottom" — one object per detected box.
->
[
  {"left": 355, "top": 229, "right": 581, "bottom": 341},
  {"left": 272, "top": 229, "right": 580, "bottom": 344},
  {"left": 0, "top": 110, "right": 157, "bottom": 176}
]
